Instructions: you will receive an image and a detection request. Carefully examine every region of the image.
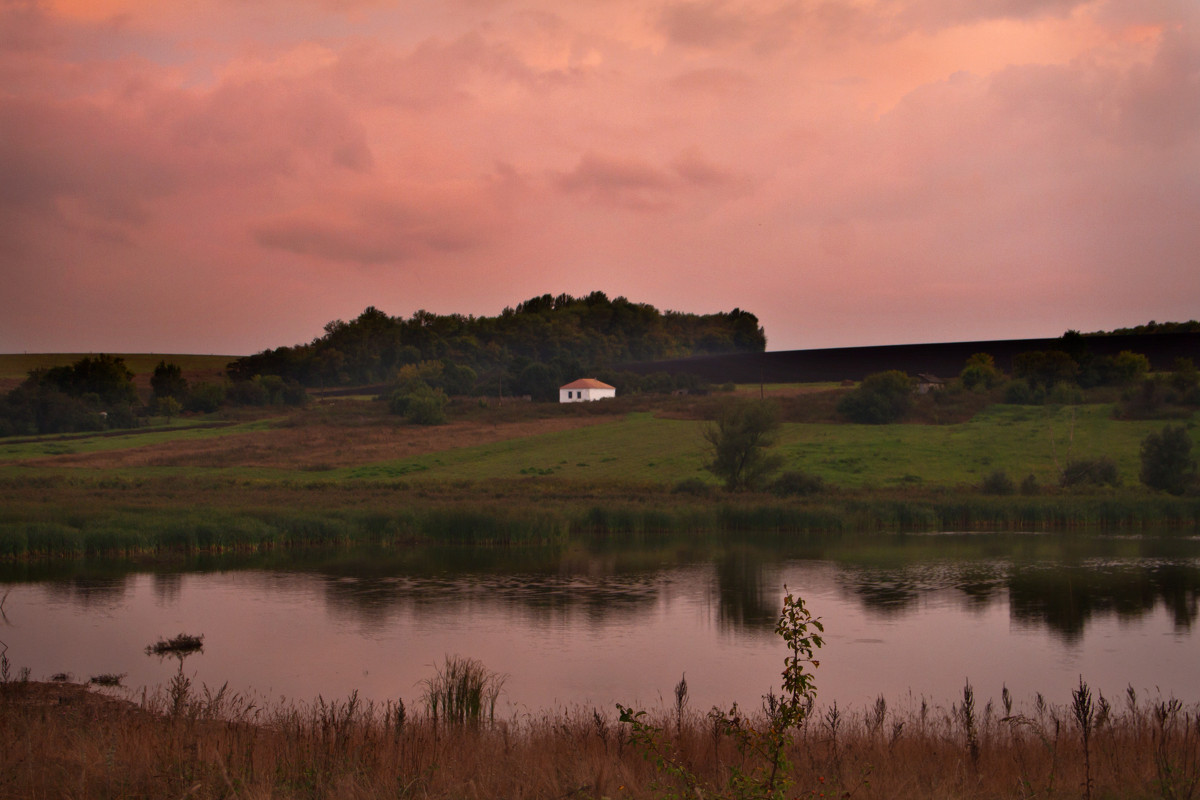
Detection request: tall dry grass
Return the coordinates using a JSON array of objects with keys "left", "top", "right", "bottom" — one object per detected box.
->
[{"left": 2, "top": 677, "right": 1197, "bottom": 799}]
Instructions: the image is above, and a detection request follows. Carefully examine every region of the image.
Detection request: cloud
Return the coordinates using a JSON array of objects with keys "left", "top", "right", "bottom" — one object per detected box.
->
[
  {"left": 555, "top": 150, "right": 739, "bottom": 209},
  {"left": 251, "top": 186, "right": 504, "bottom": 264},
  {"left": 893, "top": 0, "right": 1088, "bottom": 31}
]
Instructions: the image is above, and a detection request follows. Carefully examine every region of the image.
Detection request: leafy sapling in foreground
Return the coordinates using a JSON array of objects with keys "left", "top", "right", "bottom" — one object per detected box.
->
[{"left": 618, "top": 588, "right": 824, "bottom": 800}]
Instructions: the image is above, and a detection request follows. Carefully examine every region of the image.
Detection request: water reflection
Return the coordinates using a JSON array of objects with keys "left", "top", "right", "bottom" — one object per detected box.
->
[
  {"left": 4, "top": 532, "right": 1200, "bottom": 642},
  {"left": 42, "top": 575, "right": 129, "bottom": 607},
  {"left": 1008, "top": 561, "right": 1200, "bottom": 640},
  {"left": 714, "top": 547, "right": 777, "bottom": 630}
]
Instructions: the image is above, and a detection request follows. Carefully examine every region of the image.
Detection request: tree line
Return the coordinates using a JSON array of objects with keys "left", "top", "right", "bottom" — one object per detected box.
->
[
  {"left": 0, "top": 356, "right": 307, "bottom": 437},
  {"left": 225, "top": 292, "right": 766, "bottom": 398}
]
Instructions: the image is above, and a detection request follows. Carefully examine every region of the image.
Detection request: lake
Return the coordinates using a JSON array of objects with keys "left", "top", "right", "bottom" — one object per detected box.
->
[{"left": 3, "top": 530, "right": 1198, "bottom": 715}]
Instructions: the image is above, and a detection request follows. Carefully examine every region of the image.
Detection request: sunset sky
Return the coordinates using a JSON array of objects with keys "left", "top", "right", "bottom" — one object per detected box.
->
[{"left": 2, "top": 0, "right": 1197, "bottom": 356}]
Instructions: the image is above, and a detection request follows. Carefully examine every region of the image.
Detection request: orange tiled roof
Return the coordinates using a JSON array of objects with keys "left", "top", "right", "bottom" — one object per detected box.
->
[{"left": 559, "top": 378, "right": 616, "bottom": 390}]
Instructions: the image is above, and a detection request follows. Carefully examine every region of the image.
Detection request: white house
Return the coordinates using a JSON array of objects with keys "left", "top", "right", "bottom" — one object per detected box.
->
[{"left": 559, "top": 378, "right": 616, "bottom": 403}]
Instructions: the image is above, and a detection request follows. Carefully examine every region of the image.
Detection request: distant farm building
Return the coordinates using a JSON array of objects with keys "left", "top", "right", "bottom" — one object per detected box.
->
[
  {"left": 915, "top": 373, "right": 946, "bottom": 394},
  {"left": 559, "top": 378, "right": 616, "bottom": 403}
]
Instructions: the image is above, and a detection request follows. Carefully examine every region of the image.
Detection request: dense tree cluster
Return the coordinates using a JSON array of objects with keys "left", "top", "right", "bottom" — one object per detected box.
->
[
  {"left": 226, "top": 293, "right": 767, "bottom": 393},
  {"left": 0, "top": 355, "right": 139, "bottom": 436},
  {"left": 0, "top": 355, "right": 308, "bottom": 437}
]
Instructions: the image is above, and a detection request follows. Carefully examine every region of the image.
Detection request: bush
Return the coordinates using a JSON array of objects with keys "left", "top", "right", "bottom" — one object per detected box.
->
[
  {"left": 1003, "top": 379, "right": 1036, "bottom": 404},
  {"left": 185, "top": 382, "right": 226, "bottom": 413},
  {"left": 1061, "top": 457, "right": 1120, "bottom": 488},
  {"left": 1140, "top": 425, "right": 1197, "bottom": 495},
  {"left": 1111, "top": 350, "right": 1151, "bottom": 386},
  {"left": 770, "top": 470, "right": 826, "bottom": 497},
  {"left": 960, "top": 353, "right": 1002, "bottom": 391},
  {"left": 391, "top": 384, "right": 449, "bottom": 425},
  {"left": 837, "top": 371, "right": 913, "bottom": 424},
  {"left": 980, "top": 469, "right": 1015, "bottom": 495},
  {"left": 1020, "top": 474, "right": 1040, "bottom": 495},
  {"left": 1047, "top": 382, "right": 1083, "bottom": 405},
  {"left": 1013, "top": 350, "right": 1078, "bottom": 391},
  {"left": 703, "top": 398, "right": 783, "bottom": 491},
  {"left": 408, "top": 395, "right": 448, "bottom": 425}
]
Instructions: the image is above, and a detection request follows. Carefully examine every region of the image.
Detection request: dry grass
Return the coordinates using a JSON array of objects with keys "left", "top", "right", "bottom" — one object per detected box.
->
[
  {"left": 13, "top": 411, "right": 619, "bottom": 470},
  {"left": 2, "top": 679, "right": 1196, "bottom": 799}
]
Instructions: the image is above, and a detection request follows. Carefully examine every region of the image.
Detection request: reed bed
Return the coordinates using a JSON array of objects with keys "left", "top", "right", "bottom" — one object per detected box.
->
[
  {"left": 3, "top": 476, "right": 1200, "bottom": 560},
  {"left": 2, "top": 676, "right": 1197, "bottom": 799}
]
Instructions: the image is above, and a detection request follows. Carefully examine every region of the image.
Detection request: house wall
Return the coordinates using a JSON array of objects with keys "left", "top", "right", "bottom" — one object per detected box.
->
[{"left": 559, "top": 387, "right": 616, "bottom": 403}]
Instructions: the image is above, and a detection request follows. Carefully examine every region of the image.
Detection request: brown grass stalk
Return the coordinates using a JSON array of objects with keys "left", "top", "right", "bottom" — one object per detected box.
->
[{"left": 2, "top": 679, "right": 1196, "bottom": 799}]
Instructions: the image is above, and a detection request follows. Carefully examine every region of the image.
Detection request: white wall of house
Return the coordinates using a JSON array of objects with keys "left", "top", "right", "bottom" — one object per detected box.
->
[{"left": 559, "top": 381, "right": 617, "bottom": 403}]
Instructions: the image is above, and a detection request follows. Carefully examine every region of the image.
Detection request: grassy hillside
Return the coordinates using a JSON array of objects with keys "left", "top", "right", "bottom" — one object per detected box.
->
[{"left": 0, "top": 391, "right": 1189, "bottom": 490}]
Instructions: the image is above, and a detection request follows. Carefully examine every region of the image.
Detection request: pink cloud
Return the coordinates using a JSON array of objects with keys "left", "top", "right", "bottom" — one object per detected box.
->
[
  {"left": 252, "top": 177, "right": 512, "bottom": 265},
  {"left": 2, "top": 0, "right": 1198, "bottom": 354}
]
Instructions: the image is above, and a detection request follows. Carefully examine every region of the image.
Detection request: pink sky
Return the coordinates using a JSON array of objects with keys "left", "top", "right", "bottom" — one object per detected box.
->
[{"left": 2, "top": 0, "right": 1197, "bottom": 355}]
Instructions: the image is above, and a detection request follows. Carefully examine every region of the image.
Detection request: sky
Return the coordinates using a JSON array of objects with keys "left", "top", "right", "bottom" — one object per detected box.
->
[{"left": 1, "top": 0, "right": 1197, "bottom": 356}]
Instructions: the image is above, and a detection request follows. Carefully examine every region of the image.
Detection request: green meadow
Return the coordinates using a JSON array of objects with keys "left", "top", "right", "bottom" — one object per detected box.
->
[
  {"left": 0, "top": 400, "right": 1190, "bottom": 489},
  {"left": 338, "top": 403, "right": 1168, "bottom": 488},
  {"left": 2, "top": 369, "right": 1199, "bottom": 559}
]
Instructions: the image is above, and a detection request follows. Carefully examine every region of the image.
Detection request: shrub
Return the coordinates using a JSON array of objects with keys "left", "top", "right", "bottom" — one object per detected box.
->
[
  {"left": 703, "top": 398, "right": 783, "bottom": 491},
  {"left": 1020, "top": 473, "right": 1040, "bottom": 495},
  {"left": 186, "top": 382, "right": 226, "bottom": 413},
  {"left": 1061, "top": 457, "right": 1120, "bottom": 488},
  {"left": 1111, "top": 350, "right": 1151, "bottom": 386},
  {"left": 960, "top": 353, "right": 1001, "bottom": 391},
  {"left": 1140, "top": 425, "right": 1197, "bottom": 495},
  {"left": 771, "top": 470, "right": 826, "bottom": 497},
  {"left": 1047, "top": 382, "right": 1084, "bottom": 405},
  {"left": 405, "top": 390, "right": 449, "bottom": 425},
  {"left": 388, "top": 381, "right": 448, "bottom": 424},
  {"left": 837, "top": 370, "right": 913, "bottom": 424},
  {"left": 980, "top": 469, "right": 1015, "bottom": 495},
  {"left": 1013, "top": 350, "right": 1078, "bottom": 390},
  {"left": 1003, "top": 379, "right": 1036, "bottom": 404}
]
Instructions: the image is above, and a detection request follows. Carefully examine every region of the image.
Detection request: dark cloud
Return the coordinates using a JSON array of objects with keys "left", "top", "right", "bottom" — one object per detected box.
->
[
  {"left": 895, "top": 0, "right": 1088, "bottom": 29},
  {"left": 0, "top": 2, "right": 61, "bottom": 53},
  {"left": 555, "top": 149, "right": 738, "bottom": 209},
  {"left": 556, "top": 152, "right": 676, "bottom": 209},
  {"left": 170, "top": 80, "right": 374, "bottom": 176},
  {"left": 252, "top": 192, "right": 498, "bottom": 264}
]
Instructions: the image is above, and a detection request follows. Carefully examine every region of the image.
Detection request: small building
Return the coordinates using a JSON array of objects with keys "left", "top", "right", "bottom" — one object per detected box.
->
[
  {"left": 559, "top": 378, "right": 616, "bottom": 403},
  {"left": 915, "top": 373, "right": 946, "bottom": 394}
]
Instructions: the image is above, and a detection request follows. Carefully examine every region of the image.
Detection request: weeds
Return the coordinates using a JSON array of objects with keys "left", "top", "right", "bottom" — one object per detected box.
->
[
  {"left": 422, "top": 654, "right": 505, "bottom": 727},
  {"left": 3, "top": 674, "right": 1200, "bottom": 799},
  {"left": 619, "top": 587, "right": 823, "bottom": 800}
]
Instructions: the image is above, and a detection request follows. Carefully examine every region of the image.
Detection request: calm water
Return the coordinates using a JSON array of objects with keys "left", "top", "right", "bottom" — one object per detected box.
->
[{"left": 4, "top": 531, "right": 1199, "bottom": 714}]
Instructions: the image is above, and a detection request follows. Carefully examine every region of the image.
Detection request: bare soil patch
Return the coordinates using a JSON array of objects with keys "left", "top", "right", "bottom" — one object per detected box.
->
[{"left": 22, "top": 414, "right": 618, "bottom": 470}]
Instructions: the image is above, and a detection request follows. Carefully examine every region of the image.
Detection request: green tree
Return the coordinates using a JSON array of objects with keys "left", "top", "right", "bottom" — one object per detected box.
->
[
  {"left": 703, "top": 398, "right": 783, "bottom": 491},
  {"left": 41, "top": 354, "right": 137, "bottom": 405},
  {"left": 1140, "top": 425, "right": 1197, "bottom": 495},
  {"left": 155, "top": 396, "right": 182, "bottom": 421},
  {"left": 150, "top": 361, "right": 188, "bottom": 401},
  {"left": 837, "top": 370, "right": 913, "bottom": 423},
  {"left": 960, "top": 352, "right": 1002, "bottom": 391},
  {"left": 1110, "top": 350, "right": 1150, "bottom": 386},
  {"left": 1012, "top": 350, "right": 1078, "bottom": 391}
]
